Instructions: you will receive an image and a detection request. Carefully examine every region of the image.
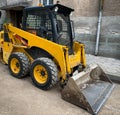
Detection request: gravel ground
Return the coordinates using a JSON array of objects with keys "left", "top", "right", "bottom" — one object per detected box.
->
[{"left": 0, "top": 55, "right": 120, "bottom": 115}]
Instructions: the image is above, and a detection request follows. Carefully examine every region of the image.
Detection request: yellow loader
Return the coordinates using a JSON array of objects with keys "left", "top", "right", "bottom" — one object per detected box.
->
[{"left": 0, "top": 4, "right": 114, "bottom": 114}]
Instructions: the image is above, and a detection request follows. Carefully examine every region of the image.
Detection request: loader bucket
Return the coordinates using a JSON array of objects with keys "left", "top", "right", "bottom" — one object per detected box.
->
[{"left": 61, "top": 64, "right": 114, "bottom": 115}]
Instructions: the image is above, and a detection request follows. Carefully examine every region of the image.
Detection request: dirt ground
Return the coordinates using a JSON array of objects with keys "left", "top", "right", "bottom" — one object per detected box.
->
[{"left": 0, "top": 59, "right": 120, "bottom": 115}]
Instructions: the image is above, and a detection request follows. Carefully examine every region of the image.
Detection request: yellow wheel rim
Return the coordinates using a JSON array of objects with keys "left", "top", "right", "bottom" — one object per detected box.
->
[
  {"left": 34, "top": 65, "right": 48, "bottom": 84},
  {"left": 10, "top": 58, "right": 20, "bottom": 74}
]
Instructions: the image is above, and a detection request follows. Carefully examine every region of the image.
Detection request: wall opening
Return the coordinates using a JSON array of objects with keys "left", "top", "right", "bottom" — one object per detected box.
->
[{"left": 10, "top": 10, "right": 23, "bottom": 28}]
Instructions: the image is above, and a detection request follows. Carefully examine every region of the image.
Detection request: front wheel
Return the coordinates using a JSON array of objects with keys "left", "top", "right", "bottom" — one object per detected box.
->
[{"left": 30, "top": 57, "right": 58, "bottom": 90}]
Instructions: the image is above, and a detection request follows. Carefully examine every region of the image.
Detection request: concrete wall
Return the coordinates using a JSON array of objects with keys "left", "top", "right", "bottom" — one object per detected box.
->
[
  {"left": 0, "top": 0, "right": 33, "bottom": 25},
  {"left": 55, "top": 0, "right": 120, "bottom": 59},
  {"left": 0, "top": 10, "right": 6, "bottom": 30},
  {"left": 7, "top": 0, "right": 27, "bottom": 5}
]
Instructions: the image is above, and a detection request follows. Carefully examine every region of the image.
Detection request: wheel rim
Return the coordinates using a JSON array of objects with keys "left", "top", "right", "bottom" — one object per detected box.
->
[
  {"left": 33, "top": 65, "right": 48, "bottom": 84},
  {"left": 10, "top": 58, "right": 20, "bottom": 74}
]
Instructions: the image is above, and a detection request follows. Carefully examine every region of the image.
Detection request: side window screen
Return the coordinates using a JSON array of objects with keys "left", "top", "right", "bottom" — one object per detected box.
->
[{"left": 26, "top": 10, "right": 53, "bottom": 40}]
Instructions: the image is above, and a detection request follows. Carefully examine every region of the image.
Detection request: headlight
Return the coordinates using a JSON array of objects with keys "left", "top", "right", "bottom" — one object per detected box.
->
[{"left": 55, "top": 7, "right": 58, "bottom": 12}]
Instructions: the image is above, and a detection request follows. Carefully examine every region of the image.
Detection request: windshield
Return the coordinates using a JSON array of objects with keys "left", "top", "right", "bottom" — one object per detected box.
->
[{"left": 56, "top": 13, "right": 71, "bottom": 47}]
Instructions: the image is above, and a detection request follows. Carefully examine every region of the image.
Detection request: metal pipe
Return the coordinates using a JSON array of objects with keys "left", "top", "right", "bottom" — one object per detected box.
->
[{"left": 95, "top": 0, "right": 104, "bottom": 56}]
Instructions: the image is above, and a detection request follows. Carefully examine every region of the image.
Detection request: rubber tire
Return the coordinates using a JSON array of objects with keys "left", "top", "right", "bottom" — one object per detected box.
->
[
  {"left": 8, "top": 52, "right": 30, "bottom": 78},
  {"left": 30, "top": 57, "right": 58, "bottom": 90}
]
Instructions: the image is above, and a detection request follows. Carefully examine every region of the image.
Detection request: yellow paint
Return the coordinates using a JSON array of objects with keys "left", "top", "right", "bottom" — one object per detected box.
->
[
  {"left": 1, "top": 23, "right": 86, "bottom": 82},
  {"left": 0, "top": 31, "right": 4, "bottom": 48},
  {"left": 10, "top": 58, "right": 20, "bottom": 74},
  {"left": 6, "top": 24, "right": 67, "bottom": 80},
  {"left": 33, "top": 65, "right": 48, "bottom": 84}
]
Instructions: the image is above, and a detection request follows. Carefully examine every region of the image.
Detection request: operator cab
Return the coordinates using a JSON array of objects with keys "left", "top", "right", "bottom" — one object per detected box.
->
[{"left": 22, "top": 4, "right": 74, "bottom": 54}]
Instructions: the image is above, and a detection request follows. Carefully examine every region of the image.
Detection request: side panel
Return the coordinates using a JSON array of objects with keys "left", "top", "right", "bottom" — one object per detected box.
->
[{"left": 66, "top": 42, "right": 86, "bottom": 74}]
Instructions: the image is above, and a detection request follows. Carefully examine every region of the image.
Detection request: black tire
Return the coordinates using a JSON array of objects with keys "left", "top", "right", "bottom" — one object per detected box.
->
[
  {"left": 30, "top": 57, "right": 58, "bottom": 90},
  {"left": 8, "top": 52, "right": 30, "bottom": 78}
]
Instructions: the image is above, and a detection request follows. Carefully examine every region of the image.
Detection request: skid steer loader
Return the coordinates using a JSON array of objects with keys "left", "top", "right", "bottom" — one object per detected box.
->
[{"left": 0, "top": 4, "right": 114, "bottom": 114}]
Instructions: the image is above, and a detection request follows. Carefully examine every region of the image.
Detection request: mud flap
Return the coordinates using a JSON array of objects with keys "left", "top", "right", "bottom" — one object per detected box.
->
[{"left": 61, "top": 64, "right": 114, "bottom": 115}]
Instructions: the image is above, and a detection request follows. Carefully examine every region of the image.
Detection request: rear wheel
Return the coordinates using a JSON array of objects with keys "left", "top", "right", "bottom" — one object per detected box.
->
[
  {"left": 8, "top": 52, "right": 30, "bottom": 78},
  {"left": 30, "top": 57, "right": 58, "bottom": 90}
]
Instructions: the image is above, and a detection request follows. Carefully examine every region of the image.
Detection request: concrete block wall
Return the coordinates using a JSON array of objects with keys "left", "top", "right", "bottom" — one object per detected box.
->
[
  {"left": 0, "top": 10, "right": 6, "bottom": 30},
  {"left": 55, "top": 0, "right": 120, "bottom": 59},
  {"left": 7, "top": 0, "right": 26, "bottom": 5},
  {"left": 0, "top": 0, "right": 7, "bottom": 8}
]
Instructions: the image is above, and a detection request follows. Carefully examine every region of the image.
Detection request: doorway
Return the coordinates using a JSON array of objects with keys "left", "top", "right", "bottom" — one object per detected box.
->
[{"left": 10, "top": 10, "right": 23, "bottom": 28}]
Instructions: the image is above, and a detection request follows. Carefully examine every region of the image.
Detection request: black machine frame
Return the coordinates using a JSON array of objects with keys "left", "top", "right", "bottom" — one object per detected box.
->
[{"left": 22, "top": 4, "right": 74, "bottom": 54}]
